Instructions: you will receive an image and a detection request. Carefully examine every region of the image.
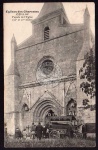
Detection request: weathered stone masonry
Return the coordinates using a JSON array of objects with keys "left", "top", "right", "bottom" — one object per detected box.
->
[{"left": 4, "top": 3, "right": 94, "bottom": 135}]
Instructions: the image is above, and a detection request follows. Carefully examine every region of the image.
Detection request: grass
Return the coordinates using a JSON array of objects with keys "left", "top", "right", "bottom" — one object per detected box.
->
[{"left": 4, "top": 136, "right": 96, "bottom": 148}]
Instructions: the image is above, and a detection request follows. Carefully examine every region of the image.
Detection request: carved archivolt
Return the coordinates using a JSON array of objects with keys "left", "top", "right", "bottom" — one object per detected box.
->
[
  {"left": 30, "top": 90, "right": 63, "bottom": 119},
  {"left": 33, "top": 96, "right": 62, "bottom": 116}
]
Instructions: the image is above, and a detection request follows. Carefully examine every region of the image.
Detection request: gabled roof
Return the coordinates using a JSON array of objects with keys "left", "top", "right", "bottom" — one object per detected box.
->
[
  {"left": 18, "top": 35, "right": 35, "bottom": 49},
  {"left": 36, "top": 3, "right": 64, "bottom": 18},
  {"left": 35, "top": 2, "right": 69, "bottom": 23}
]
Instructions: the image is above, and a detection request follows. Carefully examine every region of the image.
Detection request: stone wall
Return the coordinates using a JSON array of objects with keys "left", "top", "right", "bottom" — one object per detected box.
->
[
  {"left": 4, "top": 74, "right": 20, "bottom": 134},
  {"left": 16, "top": 29, "right": 84, "bottom": 84},
  {"left": 18, "top": 77, "right": 77, "bottom": 128},
  {"left": 33, "top": 16, "right": 61, "bottom": 42},
  {"left": 4, "top": 76, "right": 15, "bottom": 113}
]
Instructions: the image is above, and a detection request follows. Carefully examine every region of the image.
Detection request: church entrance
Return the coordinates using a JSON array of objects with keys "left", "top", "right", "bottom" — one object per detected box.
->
[
  {"left": 44, "top": 110, "right": 57, "bottom": 125},
  {"left": 32, "top": 98, "right": 62, "bottom": 125}
]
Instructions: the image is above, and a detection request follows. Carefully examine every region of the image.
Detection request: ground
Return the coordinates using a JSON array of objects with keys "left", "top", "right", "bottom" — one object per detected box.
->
[{"left": 4, "top": 137, "right": 96, "bottom": 147}]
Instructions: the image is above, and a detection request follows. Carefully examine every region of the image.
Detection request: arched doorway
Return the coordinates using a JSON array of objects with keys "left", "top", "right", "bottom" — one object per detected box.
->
[
  {"left": 44, "top": 110, "right": 57, "bottom": 125},
  {"left": 32, "top": 98, "right": 62, "bottom": 124}
]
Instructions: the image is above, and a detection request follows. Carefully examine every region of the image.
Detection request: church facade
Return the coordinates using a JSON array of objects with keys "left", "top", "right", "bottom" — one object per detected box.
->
[{"left": 5, "top": 3, "right": 94, "bottom": 134}]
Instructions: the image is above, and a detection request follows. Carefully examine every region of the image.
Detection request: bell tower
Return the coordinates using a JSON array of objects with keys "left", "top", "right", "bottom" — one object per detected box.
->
[{"left": 4, "top": 35, "right": 20, "bottom": 135}]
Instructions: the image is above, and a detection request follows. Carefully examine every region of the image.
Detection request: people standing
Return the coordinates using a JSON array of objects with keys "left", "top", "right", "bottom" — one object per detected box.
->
[
  {"left": 46, "top": 127, "right": 49, "bottom": 138},
  {"left": 22, "top": 128, "right": 27, "bottom": 139},
  {"left": 82, "top": 124, "right": 87, "bottom": 139},
  {"left": 15, "top": 128, "right": 22, "bottom": 139},
  {"left": 70, "top": 125, "right": 74, "bottom": 138},
  {"left": 68, "top": 125, "right": 74, "bottom": 138},
  {"left": 31, "top": 123, "right": 36, "bottom": 139},
  {"left": 36, "top": 122, "right": 43, "bottom": 140}
]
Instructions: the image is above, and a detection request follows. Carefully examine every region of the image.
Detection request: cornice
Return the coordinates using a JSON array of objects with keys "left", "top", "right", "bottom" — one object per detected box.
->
[
  {"left": 18, "top": 75, "right": 76, "bottom": 89},
  {"left": 17, "top": 28, "right": 85, "bottom": 51}
]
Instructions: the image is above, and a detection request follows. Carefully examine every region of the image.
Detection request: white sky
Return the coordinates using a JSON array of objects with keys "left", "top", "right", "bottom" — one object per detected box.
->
[{"left": 4, "top": 2, "right": 95, "bottom": 72}]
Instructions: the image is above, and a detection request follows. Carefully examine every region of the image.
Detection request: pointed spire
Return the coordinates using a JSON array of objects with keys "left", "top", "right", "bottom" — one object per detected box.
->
[
  {"left": 6, "top": 35, "right": 19, "bottom": 76},
  {"left": 11, "top": 34, "right": 15, "bottom": 42},
  {"left": 84, "top": 5, "right": 90, "bottom": 27},
  {"left": 84, "top": 5, "right": 90, "bottom": 16},
  {"left": 11, "top": 34, "right": 17, "bottom": 51},
  {"left": 11, "top": 34, "right": 17, "bottom": 44}
]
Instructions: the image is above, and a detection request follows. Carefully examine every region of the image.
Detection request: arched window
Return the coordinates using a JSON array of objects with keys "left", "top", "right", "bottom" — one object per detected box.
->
[{"left": 44, "top": 26, "right": 50, "bottom": 40}]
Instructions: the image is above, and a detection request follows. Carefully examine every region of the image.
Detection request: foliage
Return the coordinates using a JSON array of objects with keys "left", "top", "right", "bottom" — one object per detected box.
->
[
  {"left": 79, "top": 47, "right": 95, "bottom": 99},
  {"left": 82, "top": 98, "right": 91, "bottom": 109},
  {"left": 82, "top": 99, "right": 89, "bottom": 106},
  {"left": 82, "top": 98, "right": 96, "bottom": 110}
]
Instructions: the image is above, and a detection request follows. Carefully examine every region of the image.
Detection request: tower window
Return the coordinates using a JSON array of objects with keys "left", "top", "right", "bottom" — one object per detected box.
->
[{"left": 44, "top": 26, "right": 50, "bottom": 40}]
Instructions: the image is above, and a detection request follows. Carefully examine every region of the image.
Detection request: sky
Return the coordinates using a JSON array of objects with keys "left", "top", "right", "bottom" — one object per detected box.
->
[{"left": 4, "top": 2, "right": 95, "bottom": 72}]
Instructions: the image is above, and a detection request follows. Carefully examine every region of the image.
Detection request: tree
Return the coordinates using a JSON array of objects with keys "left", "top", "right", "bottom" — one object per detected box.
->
[
  {"left": 82, "top": 98, "right": 96, "bottom": 111},
  {"left": 82, "top": 99, "right": 90, "bottom": 108},
  {"left": 79, "top": 46, "right": 95, "bottom": 99}
]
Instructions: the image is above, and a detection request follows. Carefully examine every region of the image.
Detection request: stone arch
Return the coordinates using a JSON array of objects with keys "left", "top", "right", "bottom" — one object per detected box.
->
[
  {"left": 21, "top": 102, "right": 30, "bottom": 129},
  {"left": 33, "top": 99, "right": 60, "bottom": 117},
  {"left": 33, "top": 99, "right": 62, "bottom": 117},
  {"left": 66, "top": 81, "right": 77, "bottom": 105},
  {"left": 32, "top": 97, "right": 62, "bottom": 123},
  {"left": 36, "top": 103, "right": 56, "bottom": 117}
]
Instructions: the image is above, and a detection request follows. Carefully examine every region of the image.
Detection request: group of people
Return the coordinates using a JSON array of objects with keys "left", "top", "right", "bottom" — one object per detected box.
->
[
  {"left": 15, "top": 122, "right": 49, "bottom": 140},
  {"left": 6, "top": 122, "right": 87, "bottom": 140},
  {"left": 33, "top": 122, "right": 49, "bottom": 140}
]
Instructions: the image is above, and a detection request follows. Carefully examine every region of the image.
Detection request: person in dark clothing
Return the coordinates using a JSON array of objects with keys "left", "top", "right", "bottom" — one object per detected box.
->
[
  {"left": 82, "top": 124, "right": 87, "bottom": 139},
  {"left": 68, "top": 125, "right": 74, "bottom": 138},
  {"left": 46, "top": 127, "right": 49, "bottom": 138},
  {"left": 70, "top": 127, "right": 74, "bottom": 138},
  {"left": 36, "top": 122, "right": 43, "bottom": 140},
  {"left": 31, "top": 123, "right": 36, "bottom": 139},
  {"left": 15, "top": 128, "right": 22, "bottom": 139}
]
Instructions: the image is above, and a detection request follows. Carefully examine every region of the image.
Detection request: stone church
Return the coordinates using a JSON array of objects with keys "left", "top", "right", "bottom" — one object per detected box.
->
[{"left": 5, "top": 3, "right": 94, "bottom": 134}]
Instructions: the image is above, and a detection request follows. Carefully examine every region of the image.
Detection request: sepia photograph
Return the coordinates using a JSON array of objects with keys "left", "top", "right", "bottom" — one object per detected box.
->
[{"left": 4, "top": 2, "right": 95, "bottom": 147}]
